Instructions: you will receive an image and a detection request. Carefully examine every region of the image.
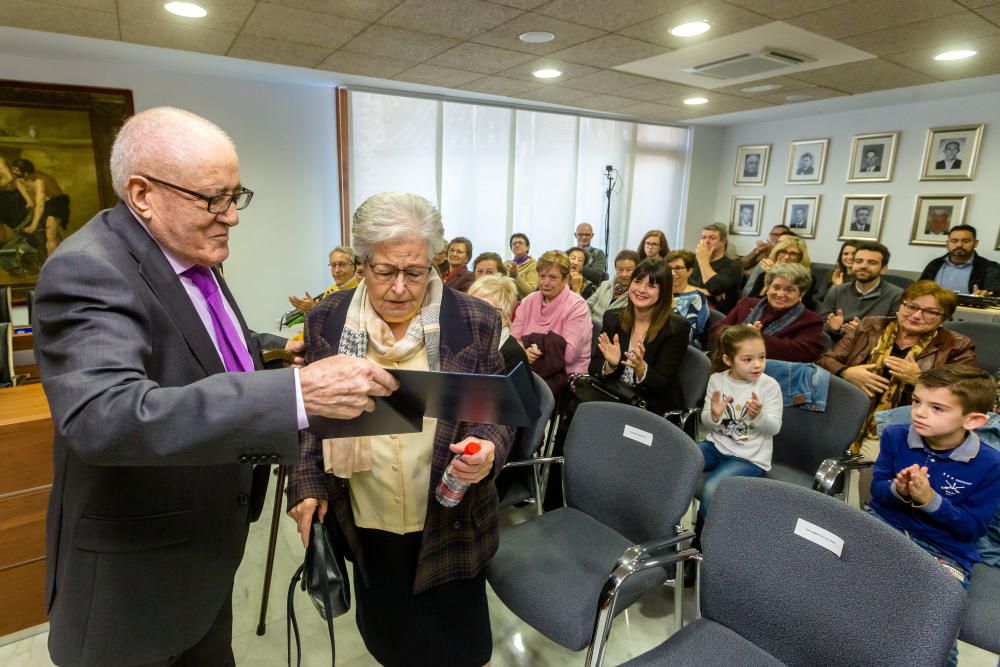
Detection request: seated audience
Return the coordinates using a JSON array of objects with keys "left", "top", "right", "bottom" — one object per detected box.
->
[
  {"left": 588, "top": 249, "right": 639, "bottom": 325},
  {"left": 287, "top": 245, "right": 360, "bottom": 315},
  {"left": 574, "top": 222, "right": 607, "bottom": 284},
  {"left": 710, "top": 263, "right": 824, "bottom": 363},
  {"left": 472, "top": 251, "right": 504, "bottom": 278},
  {"left": 666, "top": 249, "right": 710, "bottom": 345},
  {"left": 566, "top": 246, "right": 597, "bottom": 300},
  {"left": 637, "top": 229, "right": 669, "bottom": 261},
  {"left": 511, "top": 250, "right": 592, "bottom": 379},
  {"left": 814, "top": 240, "right": 857, "bottom": 306},
  {"left": 868, "top": 366, "right": 1000, "bottom": 667},
  {"left": 744, "top": 237, "right": 817, "bottom": 308},
  {"left": 919, "top": 224, "right": 1000, "bottom": 295},
  {"left": 469, "top": 274, "right": 526, "bottom": 373},
  {"left": 817, "top": 280, "right": 977, "bottom": 460},
  {"left": 739, "top": 224, "right": 789, "bottom": 271},
  {"left": 820, "top": 242, "right": 902, "bottom": 340},
  {"left": 691, "top": 223, "right": 743, "bottom": 313},
  {"left": 591, "top": 258, "right": 689, "bottom": 414},
  {"left": 442, "top": 236, "right": 475, "bottom": 292},
  {"left": 504, "top": 232, "right": 538, "bottom": 298}
]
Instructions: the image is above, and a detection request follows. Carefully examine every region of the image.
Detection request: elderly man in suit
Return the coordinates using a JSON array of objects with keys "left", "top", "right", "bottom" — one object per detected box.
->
[{"left": 33, "top": 107, "right": 397, "bottom": 666}]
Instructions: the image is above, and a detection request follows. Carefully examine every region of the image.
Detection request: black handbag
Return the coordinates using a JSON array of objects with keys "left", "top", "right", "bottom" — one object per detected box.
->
[
  {"left": 571, "top": 374, "right": 647, "bottom": 409},
  {"left": 287, "top": 519, "right": 350, "bottom": 667}
]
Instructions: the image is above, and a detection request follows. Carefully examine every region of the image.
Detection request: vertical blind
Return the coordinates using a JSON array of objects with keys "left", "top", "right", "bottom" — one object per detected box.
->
[{"left": 349, "top": 90, "right": 689, "bottom": 265}]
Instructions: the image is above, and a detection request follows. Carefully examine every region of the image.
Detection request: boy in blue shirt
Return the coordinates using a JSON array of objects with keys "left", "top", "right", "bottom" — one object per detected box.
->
[{"left": 869, "top": 365, "right": 1000, "bottom": 667}]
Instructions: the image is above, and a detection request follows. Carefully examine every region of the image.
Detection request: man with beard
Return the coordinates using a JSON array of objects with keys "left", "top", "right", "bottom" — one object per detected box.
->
[
  {"left": 920, "top": 225, "right": 1000, "bottom": 295},
  {"left": 820, "top": 242, "right": 903, "bottom": 340}
]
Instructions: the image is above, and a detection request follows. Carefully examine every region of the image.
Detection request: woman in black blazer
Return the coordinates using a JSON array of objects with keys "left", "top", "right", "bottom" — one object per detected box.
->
[{"left": 590, "top": 258, "right": 689, "bottom": 414}]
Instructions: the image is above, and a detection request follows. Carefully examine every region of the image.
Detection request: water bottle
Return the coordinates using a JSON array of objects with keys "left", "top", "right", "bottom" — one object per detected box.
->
[{"left": 435, "top": 442, "right": 482, "bottom": 507}]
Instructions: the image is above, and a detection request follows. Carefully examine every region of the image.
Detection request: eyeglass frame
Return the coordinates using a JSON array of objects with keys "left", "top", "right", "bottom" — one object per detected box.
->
[
  {"left": 367, "top": 263, "right": 433, "bottom": 285},
  {"left": 140, "top": 174, "right": 254, "bottom": 213},
  {"left": 900, "top": 301, "right": 944, "bottom": 320},
  {"left": 328, "top": 261, "right": 353, "bottom": 269}
]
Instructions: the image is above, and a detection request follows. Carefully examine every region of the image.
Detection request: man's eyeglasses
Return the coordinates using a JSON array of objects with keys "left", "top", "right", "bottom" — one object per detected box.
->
[
  {"left": 142, "top": 175, "right": 253, "bottom": 214},
  {"left": 329, "top": 262, "right": 353, "bottom": 270},
  {"left": 575, "top": 232, "right": 593, "bottom": 238},
  {"left": 900, "top": 302, "right": 944, "bottom": 320},
  {"left": 368, "top": 263, "right": 432, "bottom": 284}
]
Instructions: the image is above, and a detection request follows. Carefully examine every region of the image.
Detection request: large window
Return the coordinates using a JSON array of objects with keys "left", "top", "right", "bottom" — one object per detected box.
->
[{"left": 349, "top": 90, "right": 689, "bottom": 267}]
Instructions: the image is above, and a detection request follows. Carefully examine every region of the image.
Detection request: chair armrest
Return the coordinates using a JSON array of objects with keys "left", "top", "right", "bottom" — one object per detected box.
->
[
  {"left": 501, "top": 456, "right": 564, "bottom": 470},
  {"left": 813, "top": 455, "right": 874, "bottom": 496},
  {"left": 617, "top": 530, "right": 696, "bottom": 568}
]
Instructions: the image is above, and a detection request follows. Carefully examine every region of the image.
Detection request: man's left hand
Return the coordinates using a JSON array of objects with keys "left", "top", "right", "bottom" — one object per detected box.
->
[{"left": 448, "top": 437, "right": 496, "bottom": 485}]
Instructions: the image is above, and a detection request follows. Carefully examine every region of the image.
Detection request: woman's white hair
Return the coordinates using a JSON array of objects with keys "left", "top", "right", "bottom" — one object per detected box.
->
[
  {"left": 110, "top": 107, "right": 236, "bottom": 199},
  {"left": 468, "top": 275, "right": 518, "bottom": 325},
  {"left": 351, "top": 193, "right": 445, "bottom": 263},
  {"left": 765, "top": 261, "right": 813, "bottom": 292}
]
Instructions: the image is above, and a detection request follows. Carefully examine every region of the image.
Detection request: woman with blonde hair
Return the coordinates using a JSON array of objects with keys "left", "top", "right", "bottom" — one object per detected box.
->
[{"left": 469, "top": 273, "right": 526, "bottom": 372}]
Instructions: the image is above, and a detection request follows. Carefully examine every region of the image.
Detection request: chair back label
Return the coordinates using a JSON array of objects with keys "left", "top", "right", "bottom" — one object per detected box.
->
[
  {"left": 794, "top": 518, "right": 844, "bottom": 557},
  {"left": 622, "top": 424, "right": 653, "bottom": 447}
]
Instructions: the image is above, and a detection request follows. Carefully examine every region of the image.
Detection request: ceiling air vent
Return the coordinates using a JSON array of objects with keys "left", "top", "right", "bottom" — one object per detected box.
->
[{"left": 683, "top": 48, "right": 814, "bottom": 80}]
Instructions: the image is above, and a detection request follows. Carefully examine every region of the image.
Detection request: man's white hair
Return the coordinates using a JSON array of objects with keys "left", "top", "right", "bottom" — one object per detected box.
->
[{"left": 110, "top": 107, "right": 236, "bottom": 199}]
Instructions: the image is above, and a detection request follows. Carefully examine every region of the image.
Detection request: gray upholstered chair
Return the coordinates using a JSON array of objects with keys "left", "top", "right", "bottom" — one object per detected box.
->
[
  {"left": 622, "top": 477, "right": 967, "bottom": 667},
  {"left": 487, "top": 402, "right": 703, "bottom": 667},
  {"left": 943, "top": 319, "right": 1000, "bottom": 375},
  {"left": 663, "top": 345, "right": 711, "bottom": 438},
  {"left": 497, "top": 371, "right": 555, "bottom": 513},
  {"left": 960, "top": 562, "right": 1000, "bottom": 654},
  {"left": 701, "top": 308, "right": 725, "bottom": 348}
]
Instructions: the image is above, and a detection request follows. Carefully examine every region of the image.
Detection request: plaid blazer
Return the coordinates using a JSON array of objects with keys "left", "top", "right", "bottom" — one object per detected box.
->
[{"left": 286, "top": 286, "right": 514, "bottom": 594}]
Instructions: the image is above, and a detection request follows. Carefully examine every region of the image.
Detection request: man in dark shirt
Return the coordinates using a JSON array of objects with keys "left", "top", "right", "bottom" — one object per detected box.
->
[{"left": 690, "top": 223, "right": 742, "bottom": 314}]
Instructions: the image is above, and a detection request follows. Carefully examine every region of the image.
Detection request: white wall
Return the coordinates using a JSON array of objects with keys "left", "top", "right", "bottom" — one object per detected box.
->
[
  {"left": 682, "top": 124, "right": 725, "bottom": 250},
  {"left": 702, "top": 90, "right": 1000, "bottom": 274},
  {"left": 0, "top": 31, "right": 341, "bottom": 333}
]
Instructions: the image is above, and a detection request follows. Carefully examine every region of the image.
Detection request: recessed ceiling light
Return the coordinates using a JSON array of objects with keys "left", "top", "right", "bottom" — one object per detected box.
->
[
  {"left": 532, "top": 68, "right": 562, "bottom": 79},
  {"left": 164, "top": 1, "right": 207, "bottom": 17},
  {"left": 683, "top": 97, "right": 708, "bottom": 105},
  {"left": 519, "top": 31, "right": 555, "bottom": 44},
  {"left": 785, "top": 94, "right": 813, "bottom": 102},
  {"left": 741, "top": 83, "right": 782, "bottom": 93},
  {"left": 669, "top": 21, "right": 710, "bottom": 37},
  {"left": 934, "top": 49, "right": 977, "bottom": 61}
]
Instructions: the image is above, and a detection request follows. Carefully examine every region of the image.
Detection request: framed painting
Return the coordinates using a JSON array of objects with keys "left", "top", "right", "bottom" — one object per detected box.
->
[
  {"left": 920, "top": 124, "right": 984, "bottom": 181},
  {"left": 730, "top": 195, "right": 763, "bottom": 236},
  {"left": 838, "top": 195, "right": 888, "bottom": 242},
  {"left": 0, "top": 79, "right": 133, "bottom": 290},
  {"left": 733, "top": 144, "right": 770, "bottom": 186},
  {"left": 786, "top": 138, "right": 828, "bottom": 185},
  {"left": 910, "top": 195, "right": 968, "bottom": 246},
  {"left": 781, "top": 195, "right": 820, "bottom": 239},
  {"left": 847, "top": 132, "right": 899, "bottom": 183}
]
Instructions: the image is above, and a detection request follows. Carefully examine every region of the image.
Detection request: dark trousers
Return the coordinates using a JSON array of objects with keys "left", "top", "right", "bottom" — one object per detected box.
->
[{"left": 136, "top": 594, "right": 235, "bottom": 667}]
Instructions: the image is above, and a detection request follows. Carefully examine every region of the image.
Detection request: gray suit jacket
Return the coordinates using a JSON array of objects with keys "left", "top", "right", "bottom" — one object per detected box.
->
[{"left": 34, "top": 202, "right": 299, "bottom": 666}]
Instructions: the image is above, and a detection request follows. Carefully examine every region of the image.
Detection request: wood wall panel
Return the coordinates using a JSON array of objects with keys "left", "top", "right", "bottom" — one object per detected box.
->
[
  {"left": 0, "top": 558, "right": 46, "bottom": 636},
  {"left": 0, "top": 488, "right": 49, "bottom": 570}
]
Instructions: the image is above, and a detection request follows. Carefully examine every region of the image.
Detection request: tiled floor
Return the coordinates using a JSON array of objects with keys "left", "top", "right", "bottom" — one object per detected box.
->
[{"left": 2, "top": 480, "right": 997, "bottom": 667}]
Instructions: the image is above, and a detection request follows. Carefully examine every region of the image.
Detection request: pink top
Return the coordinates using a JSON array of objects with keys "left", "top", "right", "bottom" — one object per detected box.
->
[{"left": 511, "top": 286, "right": 592, "bottom": 375}]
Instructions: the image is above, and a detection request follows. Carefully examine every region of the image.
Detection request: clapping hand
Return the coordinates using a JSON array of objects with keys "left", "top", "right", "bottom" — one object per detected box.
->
[
  {"left": 826, "top": 309, "right": 846, "bottom": 332},
  {"left": 842, "top": 363, "right": 891, "bottom": 397},
  {"left": 710, "top": 390, "right": 734, "bottom": 422},
  {"left": 883, "top": 351, "right": 920, "bottom": 386},
  {"left": 288, "top": 291, "right": 319, "bottom": 314},
  {"left": 745, "top": 391, "right": 762, "bottom": 419},
  {"left": 597, "top": 332, "right": 621, "bottom": 370},
  {"left": 623, "top": 340, "right": 646, "bottom": 378},
  {"left": 842, "top": 316, "right": 861, "bottom": 335}
]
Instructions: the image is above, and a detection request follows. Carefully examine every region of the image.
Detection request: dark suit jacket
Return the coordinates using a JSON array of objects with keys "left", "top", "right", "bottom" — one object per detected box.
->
[
  {"left": 34, "top": 202, "right": 298, "bottom": 666},
  {"left": 286, "top": 287, "right": 514, "bottom": 594},
  {"left": 589, "top": 308, "right": 689, "bottom": 414},
  {"left": 936, "top": 158, "right": 962, "bottom": 169}
]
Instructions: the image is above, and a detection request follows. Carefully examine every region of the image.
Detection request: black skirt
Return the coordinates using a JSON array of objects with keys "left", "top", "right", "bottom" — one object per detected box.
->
[{"left": 353, "top": 527, "right": 492, "bottom": 667}]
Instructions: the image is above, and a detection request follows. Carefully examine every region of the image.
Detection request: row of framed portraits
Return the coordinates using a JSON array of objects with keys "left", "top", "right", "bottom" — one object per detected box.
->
[
  {"left": 729, "top": 194, "right": 971, "bottom": 247},
  {"left": 734, "top": 124, "right": 985, "bottom": 186}
]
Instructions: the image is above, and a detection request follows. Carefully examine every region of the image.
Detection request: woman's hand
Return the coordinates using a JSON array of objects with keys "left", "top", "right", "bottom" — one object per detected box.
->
[
  {"left": 831, "top": 267, "right": 844, "bottom": 286},
  {"left": 288, "top": 498, "right": 329, "bottom": 548},
  {"left": 710, "top": 389, "right": 733, "bottom": 422},
  {"left": 448, "top": 437, "right": 496, "bottom": 485},
  {"left": 522, "top": 341, "right": 542, "bottom": 364},
  {"left": 759, "top": 258, "right": 775, "bottom": 272},
  {"left": 504, "top": 261, "right": 518, "bottom": 278},
  {"left": 623, "top": 340, "right": 646, "bottom": 377},
  {"left": 597, "top": 332, "right": 621, "bottom": 369},
  {"left": 883, "top": 351, "right": 920, "bottom": 386},
  {"left": 842, "top": 364, "right": 890, "bottom": 398},
  {"left": 826, "top": 309, "right": 845, "bottom": 333}
]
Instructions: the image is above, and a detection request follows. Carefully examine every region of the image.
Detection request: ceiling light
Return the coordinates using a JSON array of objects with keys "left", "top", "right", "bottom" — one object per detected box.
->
[
  {"left": 164, "top": 1, "right": 207, "bottom": 17},
  {"left": 785, "top": 94, "right": 813, "bottom": 102},
  {"left": 683, "top": 97, "right": 708, "bottom": 105},
  {"left": 532, "top": 68, "right": 562, "bottom": 79},
  {"left": 670, "top": 21, "right": 711, "bottom": 37},
  {"left": 934, "top": 49, "right": 977, "bottom": 61},
  {"left": 519, "top": 31, "right": 555, "bottom": 44},
  {"left": 741, "top": 83, "right": 781, "bottom": 93}
]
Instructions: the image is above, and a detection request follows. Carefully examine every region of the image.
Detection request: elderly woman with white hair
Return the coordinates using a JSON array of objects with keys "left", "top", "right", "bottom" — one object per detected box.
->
[
  {"left": 710, "top": 262, "right": 825, "bottom": 362},
  {"left": 469, "top": 273, "right": 528, "bottom": 373},
  {"left": 286, "top": 192, "right": 514, "bottom": 667}
]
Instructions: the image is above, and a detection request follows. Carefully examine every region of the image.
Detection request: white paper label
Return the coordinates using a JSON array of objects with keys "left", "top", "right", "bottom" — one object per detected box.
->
[
  {"left": 622, "top": 425, "right": 653, "bottom": 446},
  {"left": 794, "top": 518, "right": 844, "bottom": 558}
]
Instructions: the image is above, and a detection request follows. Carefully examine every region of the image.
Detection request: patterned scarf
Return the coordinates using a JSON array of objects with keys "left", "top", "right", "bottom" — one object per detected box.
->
[
  {"left": 743, "top": 299, "right": 805, "bottom": 335},
  {"left": 322, "top": 271, "right": 443, "bottom": 477},
  {"left": 850, "top": 320, "right": 938, "bottom": 455}
]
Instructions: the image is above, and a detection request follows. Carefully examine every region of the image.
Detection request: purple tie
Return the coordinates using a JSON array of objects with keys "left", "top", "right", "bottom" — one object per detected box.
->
[{"left": 182, "top": 265, "right": 254, "bottom": 373}]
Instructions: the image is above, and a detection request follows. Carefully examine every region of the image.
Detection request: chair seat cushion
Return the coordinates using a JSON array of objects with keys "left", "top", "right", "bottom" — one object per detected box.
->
[
  {"left": 763, "top": 463, "right": 813, "bottom": 488},
  {"left": 620, "top": 618, "right": 785, "bottom": 667},
  {"left": 486, "top": 507, "right": 668, "bottom": 651},
  {"left": 960, "top": 562, "right": 1000, "bottom": 652}
]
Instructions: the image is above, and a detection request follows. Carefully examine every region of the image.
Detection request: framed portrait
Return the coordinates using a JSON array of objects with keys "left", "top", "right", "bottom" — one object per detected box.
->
[
  {"left": 838, "top": 195, "right": 888, "bottom": 242},
  {"left": 847, "top": 132, "right": 899, "bottom": 183},
  {"left": 733, "top": 144, "right": 770, "bottom": 186},
  {"left": 730, "top": 195, "right": 763, "bottom": 235},
  {"left": 781, "top": 195, "right": 820, "bottom": 239},
  {"left": 920, "top": 124, "right": 984, "bottom": 181},
  {"left": 786, "top": 138, "right": 828, "bottom": 185},
  {"left": 0, "top": 79, "right": 133, "bottom": 290},
  {"left": 910, "top": 195, "right": 968, "bottom": 246}
]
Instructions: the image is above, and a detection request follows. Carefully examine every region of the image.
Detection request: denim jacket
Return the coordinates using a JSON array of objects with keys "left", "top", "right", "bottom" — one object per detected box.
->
[{"left": 763, "top": 359, "right": 832, "bottom": 412}]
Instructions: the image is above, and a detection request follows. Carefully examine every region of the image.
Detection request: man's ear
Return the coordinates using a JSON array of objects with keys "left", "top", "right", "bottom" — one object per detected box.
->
[
  {"left": 962, "top": 412, "right": 989, "bottom": 433},
  {"left": 125, "top": 176, "right": 154, "bottom": 221}
]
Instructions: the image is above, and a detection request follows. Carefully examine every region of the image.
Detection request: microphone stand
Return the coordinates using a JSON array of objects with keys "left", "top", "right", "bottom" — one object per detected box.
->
[{"left": 603, "top": 165, "right": 614, "bottom": 258}]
